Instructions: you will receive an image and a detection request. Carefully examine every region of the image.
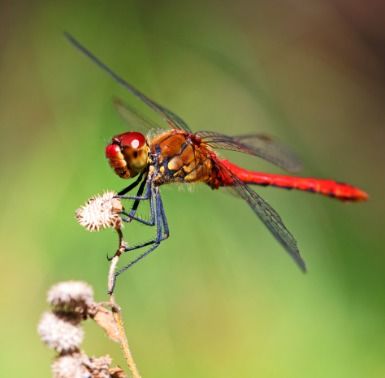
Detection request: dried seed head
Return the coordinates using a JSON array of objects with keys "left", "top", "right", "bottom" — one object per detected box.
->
[
  {"left": 83, "top": 355, "right": 113, "bottom": 378},
  {"left": 109, "top": 367, "right": 127, "bottom": 378},
  {"left": 52, "top": 353, "right": 126, "bottom": 378},
  {"left": 48, "top": 281, "right": 94, "bottom": 316},
  {"left": 52, "top": 354, "right": 88, "bottom": 378},
  {"left": 76, "top": 191, "right": 123, "bottom": 232},
  {"left": 38, "top": 312, "right": 84, "bottom": 353}
]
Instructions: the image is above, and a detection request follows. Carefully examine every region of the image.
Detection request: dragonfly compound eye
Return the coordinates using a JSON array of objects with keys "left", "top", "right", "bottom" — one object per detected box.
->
[
  {"left": 117, "top": 132, "right": 145, "bottom": 149},
  {"left": 105, "top": 143, "right": 121, "bottom": 159},
  {"left": 106, "top": 132, "right": 149, "bottom": 179}
]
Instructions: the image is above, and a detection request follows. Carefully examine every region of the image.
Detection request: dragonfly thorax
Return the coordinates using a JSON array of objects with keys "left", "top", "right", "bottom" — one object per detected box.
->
[{"left": 105, "top": 131, "right": 150, "bottom": 179}]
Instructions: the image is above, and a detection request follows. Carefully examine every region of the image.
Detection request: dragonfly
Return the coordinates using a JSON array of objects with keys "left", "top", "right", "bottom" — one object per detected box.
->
[{"left": 66, "top": 33, "right": 368, "bottom": 290}]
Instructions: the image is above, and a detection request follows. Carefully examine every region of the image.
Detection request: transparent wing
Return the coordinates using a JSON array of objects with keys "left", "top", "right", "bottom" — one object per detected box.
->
[
  {"left": 235, "top": 133, "right": 303, "bottom": 172},
  {"left": 214, "top": 156, "right": 306, "bottom": 272},
  {"left": 197, "top": 131, "right": 302, "bottom": 173},
  {"left": 65, "top": 32, "right": 192, "bottom": 133},
  {"left": 113, "top": 97, "right": 161, "bottom": 132}
]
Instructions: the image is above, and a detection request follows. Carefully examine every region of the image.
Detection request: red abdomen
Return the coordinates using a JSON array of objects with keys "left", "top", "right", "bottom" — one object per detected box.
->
[{"left": 218, "top": 159, "right": 368, "bottom": 202}]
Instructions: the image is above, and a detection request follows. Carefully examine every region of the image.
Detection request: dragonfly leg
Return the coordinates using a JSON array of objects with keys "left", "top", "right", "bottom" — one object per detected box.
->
[
  {"left": 119, "top": 177, "right": 153, "bottom": 225},
  {"left": 121, "top": 188, "right": 169, "bottom": 250},
  {"left": 109, "top": 188, "right": 169, "bottom": 293},
  {"left": 117, "top": 172, "right": 145, "bottom": 196},
  {"left": 118, "top": 175, "right": 153, "bottom": 223},
  {"left": 119, "top": 155, "right": 161, "bottom": 224},
  {"left": 118, "top": 173, "right": 153, "bottom": 201},
  {"left": 118, "top": 192, "right": 151, "bottom": 201},
  {"left": 106, "top": 174, "right": 150, "bottom": 261},
  {"left": 126, "top": 175, "right": 147, "bottom": 218},
  {"left": 122, "top": 185, "right": 163, "bottom": 252},
  {"left": 106, "top": 226, "right": 127, "bottom": 262},
  {"left": 158, "top": 191, "right": 169, "bottom": 236}
]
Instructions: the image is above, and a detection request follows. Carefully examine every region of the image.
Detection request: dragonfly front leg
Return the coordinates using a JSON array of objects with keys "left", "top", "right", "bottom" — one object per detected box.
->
[
  {"left": 118, "top": 172, "right": 145, "bottom": 196},
  {"left": 125, "top": 177, "right": 148, "bottom": 221},
  {"left": 119, "top": 178, "right": 154, "bottom": 225},
  {"left": 106, "top": 174, "right": 152, "bottom": 261},
  {"left": 119, "top": 154, "right": 160, "bottom": 225},
  {"left": 121, "top": 185, "right": 166, "bottom": 252}
]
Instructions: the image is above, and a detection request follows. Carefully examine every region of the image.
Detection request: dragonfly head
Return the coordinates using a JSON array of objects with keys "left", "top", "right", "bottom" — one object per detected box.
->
[{"left": 105, "top": 132, "right": 150, "bottom": 179}]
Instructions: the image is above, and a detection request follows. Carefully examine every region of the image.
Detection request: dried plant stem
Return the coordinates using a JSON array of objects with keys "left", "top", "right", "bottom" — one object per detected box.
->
[
  {"left": 108, "top": 255, "right": 120, "bottom": 295},
  {"left": 107, "top": 227, "right": 142, "bottom": 378},
  {"left": 109, "top": 293, "right": 141, "bottom": 378}
]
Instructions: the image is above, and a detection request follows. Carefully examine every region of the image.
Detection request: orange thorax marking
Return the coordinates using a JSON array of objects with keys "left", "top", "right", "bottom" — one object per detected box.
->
[{"left": 150, "top": 130, "right": 214, "bottom": 185}]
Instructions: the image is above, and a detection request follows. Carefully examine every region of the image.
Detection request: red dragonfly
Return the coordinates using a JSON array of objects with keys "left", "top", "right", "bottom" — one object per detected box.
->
[{"left": 66, "top": 34, "right": 368, "bottom": 287}]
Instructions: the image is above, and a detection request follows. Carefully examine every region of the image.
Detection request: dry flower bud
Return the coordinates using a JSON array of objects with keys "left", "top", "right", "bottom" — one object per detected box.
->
[
  {"left": 86, "top": 355, "right": 112, "bottom": 378},
  {"left": 109, "top": 367, "right": 127, "bottom": 378},
  {"left": 38, "top": 312, "right": 84, "bottom": 353},
  {"left": 84, "top": 355, "right": 114, "bottom": 378},
  {"left": 52, "top": 354, "right": 88, "bottom": 378},
  {"left": 76, "top": 191, "right": 123, "bottom": 232},
  {"left": 52, "top": 353, "right": 126, "bottom": 378},
  {"left": 48, "top": 281, "right": 94, "bottom": 316}
]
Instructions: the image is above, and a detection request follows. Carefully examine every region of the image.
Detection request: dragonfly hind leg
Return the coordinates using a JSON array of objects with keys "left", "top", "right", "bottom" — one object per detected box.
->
[
  {"left": 109, "top": 187, "right": 169, "bottom": 293},
  {"left": 105, "top": 175, "right": 153, "bottom": 261}
]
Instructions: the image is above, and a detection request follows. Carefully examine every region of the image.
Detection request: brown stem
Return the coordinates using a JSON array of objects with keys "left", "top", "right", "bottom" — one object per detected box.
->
[
  {"left": 106, "top": 226, "right": 142, "bottom": 378},
  {"left": 109, "top": 294, "right": 142, "bottom": 378}
]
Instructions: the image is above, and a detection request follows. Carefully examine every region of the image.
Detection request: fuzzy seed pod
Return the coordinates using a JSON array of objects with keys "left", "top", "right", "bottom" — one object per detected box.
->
[
  {"left": 38, "top": 312, "right": 84, "bottom": 353},
  {"left": 52, "top": 353, "right": 126, "bottom": 378},
  {"left": 48, "top": 281, "right": 94, "bottom": 316},
  {"left": 51, "top": 354, "right": 89, "bottom": 378},
  {"left": 76, "top": 191, "right": 123, "bottom": 232}
]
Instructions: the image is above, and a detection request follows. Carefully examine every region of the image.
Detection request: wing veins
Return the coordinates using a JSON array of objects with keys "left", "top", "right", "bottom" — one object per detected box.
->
[
  {"left": 65, "top": 33, "right": 192, "bottom": 133},
  {"left": 198, "top": 131, "right": 302, "bottom": 173},
  {"left": 214, "top": 157, "right": 306, "bottom": 271}
]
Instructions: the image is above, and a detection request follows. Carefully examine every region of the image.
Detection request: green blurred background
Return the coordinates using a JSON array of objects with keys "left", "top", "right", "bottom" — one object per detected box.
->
[{"left": 1, "top": 1, "right": 384, "bottom": 377}]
